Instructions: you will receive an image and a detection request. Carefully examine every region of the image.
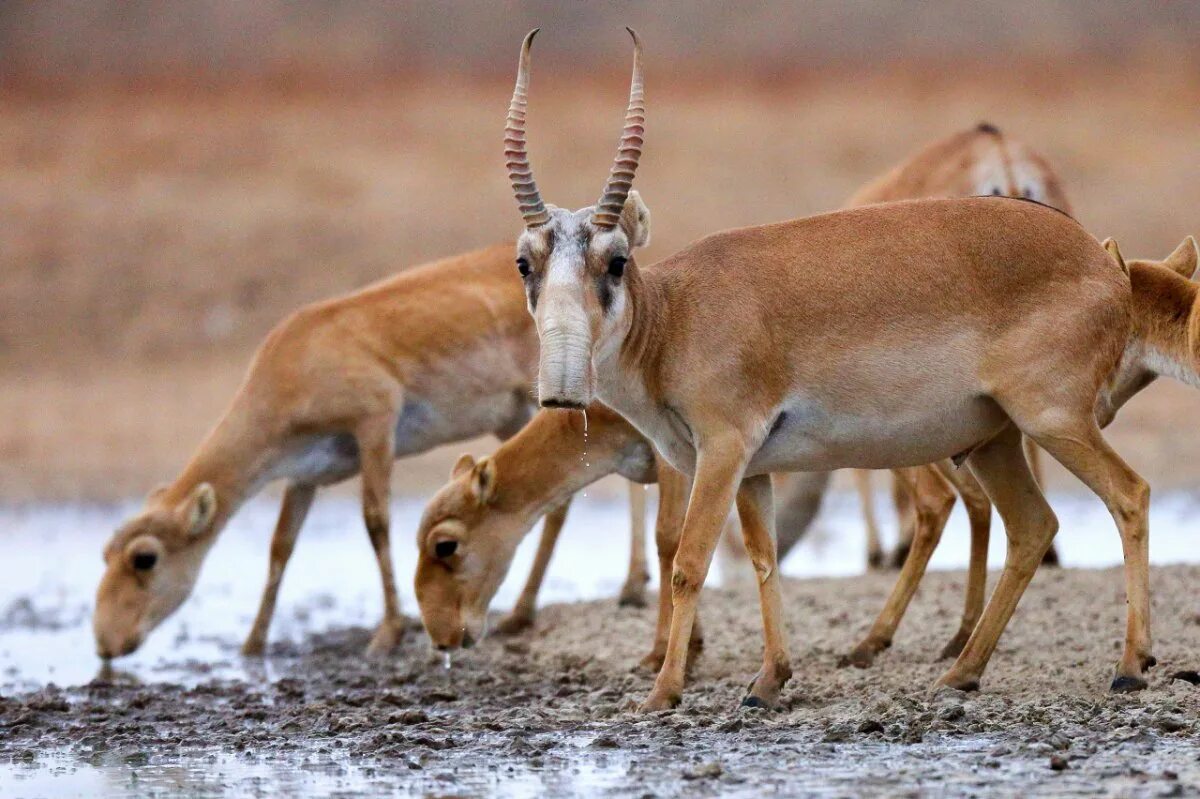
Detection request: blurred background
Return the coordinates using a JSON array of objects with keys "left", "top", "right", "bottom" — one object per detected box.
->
[{"left": 1, "top": 1, "right": 1198, "bottom": 501}]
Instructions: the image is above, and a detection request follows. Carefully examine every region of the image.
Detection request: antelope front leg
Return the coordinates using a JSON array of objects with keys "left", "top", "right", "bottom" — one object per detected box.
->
[
  {"left": 736, "top": 473, "right": 792, "bottom": 708},
  {"left": 936, "top": 462, "right": 990, "bottom": 660},
  {"left": 852, "top": 470, "right": 885, "bottom": 569},
  {"left": 937, "top": 425, "right": 1057, "bottom": 692},
  {"left": 1024, "top": 438, "right": 1061, "bottom": 566},
  {"left": 357, "top": 415, "right": 406, "bottom": 657},
  {"left": 640, "top": 439, "right": 747, "bottom": 713},
  {"left": 242, "top": 482, "right": 317, "bottom": 656},
  {"left": 638, "top": 464, "right": 702, "bottom": 673},
  {"left": 496, "top": 500, "right": 570, "bottom": 635},
  {"left": 841, "top": 465, "right": 954, "bottom": 668},
  {"left": 1024, "top": 423, "right": 1153, "bottom": 690},
  {"left": 618, "top": 482, "right": 651, "bottom": 607}
]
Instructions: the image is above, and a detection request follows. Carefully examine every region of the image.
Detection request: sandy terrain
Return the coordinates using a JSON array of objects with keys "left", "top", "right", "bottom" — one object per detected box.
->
[{"left": 3, "top": 565, "right": 1198, "bottom": 796}]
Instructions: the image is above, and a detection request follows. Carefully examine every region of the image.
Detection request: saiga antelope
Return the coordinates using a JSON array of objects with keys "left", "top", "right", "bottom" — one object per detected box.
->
[
  {"left": 415, "top": 125, "right": 1071, "bottom": 669},
  {"left": 414, "top": 404, "right": 704, "bottom": 671},
  {"left": 92, "top": 245, "right": 650, "bottom": 659},
  {"left": 501, "top": 29, "right": 1149, "bottom": 710}
]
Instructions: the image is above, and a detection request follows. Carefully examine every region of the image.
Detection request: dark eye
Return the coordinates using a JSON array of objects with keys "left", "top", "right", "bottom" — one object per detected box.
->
[
  {"left": 434, "top": 540, "right": 458, "bottom": 559},
  {"left": 516, "top": 258, "right": 530, "bottom": 277},
  {"left": 608, "top": 256, "right": 627, "bottom": 278},
  {"left": 132, "top": 552, "right": 158, "bottom": 571}
]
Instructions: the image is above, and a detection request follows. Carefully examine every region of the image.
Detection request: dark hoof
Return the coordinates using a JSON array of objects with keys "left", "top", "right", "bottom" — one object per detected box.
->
[
  {"left": 889, "top": 544, "right": 911, "bottom": 569},
  {"left": 1169, "top": 670, "right": 1200, "bottom": 685},
  {"left": 1040, "top": 546, "right": 1060, "bottom": 567},
  {"left": 617, "top": 593, "right": 648, "bottom": 609},
  {"left": 937, "top": 676, "right": 979, "bottom": 692},
  {"left": 493, "top": 613, "right": 534, "bottom": 637},
  {"left": 1143, "top": 655, "right": 1158, "bottom": 670},
  {"left": 741, "top": 695, "right": 768, "bottom": 709},
  {"left": 1110, "top": 675, "right": 1149, "bottom": 693},
  {"left": 938, "top": 631, "right": 970, "bottom": 661},
  {"left": 867, "top": 551, "right": 885, "bottom": 570},
  {"left": 838, "top": 639, "right": 888, "bottom": 670}
]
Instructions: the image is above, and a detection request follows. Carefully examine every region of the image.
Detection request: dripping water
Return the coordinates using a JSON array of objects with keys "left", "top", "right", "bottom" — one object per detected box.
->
[
  {"left": 443, "top": 651, "right": 452, "bottom": 672},
  {"left": 580, "top": 408, "right": 589, "bottom": 497}
]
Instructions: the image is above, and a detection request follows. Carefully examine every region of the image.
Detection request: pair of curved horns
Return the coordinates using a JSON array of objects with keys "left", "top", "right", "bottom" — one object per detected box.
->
[{"left": 505, "top": 27, "right": 644, "bottom": 229}]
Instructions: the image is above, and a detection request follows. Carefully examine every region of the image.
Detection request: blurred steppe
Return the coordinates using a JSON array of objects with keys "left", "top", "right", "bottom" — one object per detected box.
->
[{"left": 0, "top": 3, "right": 1198, "bottom": 500}]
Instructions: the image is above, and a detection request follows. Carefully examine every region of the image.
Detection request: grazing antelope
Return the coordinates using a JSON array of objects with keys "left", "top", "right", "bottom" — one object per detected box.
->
[
  {"left": 91, "top": 244, "right": 649, "bottom": 659},
  {"left": 503, "top": 29, "right": 1149, "bottom": 710},
  {"left": 414, "top": 404, "right": 704, "bottom": 669}
]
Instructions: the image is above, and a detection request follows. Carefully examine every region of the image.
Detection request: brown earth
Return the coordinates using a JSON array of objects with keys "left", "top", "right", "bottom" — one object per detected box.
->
[
  {"left": 2, "top": 60, "right": 1199, "bottom": 501},
  {"left": 2, "top": 565, "right": 1199, "bottom": 795}
]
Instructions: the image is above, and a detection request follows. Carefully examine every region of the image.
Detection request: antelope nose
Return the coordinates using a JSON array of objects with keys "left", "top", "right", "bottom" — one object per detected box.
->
[{"left": 540, "top": 397, "right": 586, "bottom": 410}]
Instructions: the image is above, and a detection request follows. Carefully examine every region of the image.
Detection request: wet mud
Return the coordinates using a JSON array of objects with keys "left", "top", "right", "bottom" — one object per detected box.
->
[{"left": 3, "top": 565, "right": 1200, "bottom": 797}]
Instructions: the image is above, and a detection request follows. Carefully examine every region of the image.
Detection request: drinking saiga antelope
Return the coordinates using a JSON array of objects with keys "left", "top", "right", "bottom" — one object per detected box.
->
[
  {"left": 414, "top": 123, "right": 1072, "bottom": 669},
  {"left": 91, "top": 244, "right": 652, "bottom": 659},
  {"left": 415, "top": 405, "right": 705, "bottom": 671},
  {"left": 501, "top": 29, "right": 1150, "bottom": 710}
]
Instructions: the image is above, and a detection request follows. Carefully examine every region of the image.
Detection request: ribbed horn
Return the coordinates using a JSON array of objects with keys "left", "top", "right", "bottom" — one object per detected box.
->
[
  {"left": 505, "top": 29, "right": 550, "bottom": 228},
  {"left": 592, "top": 28, "right": 644, "bottom": 229}
]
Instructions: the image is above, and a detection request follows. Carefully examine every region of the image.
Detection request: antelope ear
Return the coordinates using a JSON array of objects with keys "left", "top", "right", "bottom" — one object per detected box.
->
[
  {"left": 620, "top": 190, "right": 651, "bottom": 248},
  {"left": 181, "top": 483, "right": 217, "bottom": 537},
  {"left": 1162, "top": 236, "right": 1199, "bottom": 280},
  {"left": 451, "top": 454, "right": 476, "bottom": 479},
  {"left": 468, "top": 458, "right": 498, "bottom": 506},
  {"left": 1102, "top": 238, "right": 1127, "bottom": 275}
]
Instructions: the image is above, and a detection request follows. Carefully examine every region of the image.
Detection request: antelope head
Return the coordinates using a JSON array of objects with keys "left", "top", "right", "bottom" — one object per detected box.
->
[
  {"left": 1096, "top": 236, "right": 1200, "bottom": 426},
  {"left": 413, "top": 454, "right": 520, "bottom": 650},
  {"left": 93, "top": 483, "right": 219, "bottom": 658},
  {"left": 506, "top": 28, "right": 651, "bottom": 409},
  {"left": 968, "top": 123, "right": 1072, "bottom": 213}
]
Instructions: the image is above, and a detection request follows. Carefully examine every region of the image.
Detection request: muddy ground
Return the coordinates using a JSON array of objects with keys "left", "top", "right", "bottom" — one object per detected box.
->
[{"left": 2, "top": 565, "right": 1199, "bottom": 796}]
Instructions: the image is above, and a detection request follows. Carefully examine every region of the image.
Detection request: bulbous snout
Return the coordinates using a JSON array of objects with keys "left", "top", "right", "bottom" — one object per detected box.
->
[
  {"left": 536, "top": 321, "right": 594, "bottom": 409},
  {"left": 94, "top": 625, "right": 143, "bottom": 659}
]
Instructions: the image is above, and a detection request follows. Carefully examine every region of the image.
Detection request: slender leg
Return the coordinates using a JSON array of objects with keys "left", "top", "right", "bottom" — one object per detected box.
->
[
  {"left": 852, "top": 470, "right": 885, "bottom": 569},
  {"left": 737, "top": 473, "right": 793, "bottom": 707},
  {"left": 242, "top": 482, "right": 317, "bottom": 656},
  {"left": 618, "top": 482, "right": 651, "bottom": 607},
  {"left": 495, "top": 500, "right": 571, "bottom": 635},
  {"left": 938, "top": 424, "right": 1059, "bottom": 691},
  {"left": 1024, "top": 423, "right": 1152, "bottom": 690},
  {"left": 640, "top": 436, "right": 748, "bottom": 712},
  {"left": 773, "top": 471, "right": 833, "bottom": 563},
  {"left": 638, "top": 463, "right": 702, "bottom": 672},
  {"left": 935, "top": 462, "right": 991, "bottom": 659},
  {"left": 357, "top": 414, "right": 405, "bottom": 657},
  {"left": 841, "top": 464, "right": 956, "bottom": 668},
  {"left": 1025, "top": 437, "right": 1061, "bottom": 566},
  {"left": 889, "top": 469, "right": 917, "bottom": 568}
]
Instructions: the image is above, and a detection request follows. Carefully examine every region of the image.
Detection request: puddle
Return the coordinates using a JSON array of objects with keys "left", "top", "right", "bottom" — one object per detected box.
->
[{"left": 2, "top": 491, "right": 1199, "bottom": 797}]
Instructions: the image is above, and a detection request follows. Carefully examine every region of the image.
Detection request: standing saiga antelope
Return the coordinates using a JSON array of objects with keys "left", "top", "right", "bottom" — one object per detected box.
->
[
  {"left": 92, "top": 244, "right": 651, "bottom": 660},
  {"left": 415, "top": 124, "right": 1071, "bottom": 671},
  {"left": 501, "top": 29, "right": 1150, "bottom": 710}
]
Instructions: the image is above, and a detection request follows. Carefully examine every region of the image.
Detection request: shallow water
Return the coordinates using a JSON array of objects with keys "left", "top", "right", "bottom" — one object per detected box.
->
[
  {"left": 2, "top": 491, "right": 1199, "bottom": 797},
  {"left": 3, "top": 490, "right": 1198, "bottom": 692}
]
